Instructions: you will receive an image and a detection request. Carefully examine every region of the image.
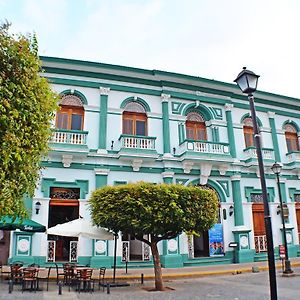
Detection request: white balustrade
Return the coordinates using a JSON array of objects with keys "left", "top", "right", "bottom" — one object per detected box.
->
[
  {"left": 286, "top": 152, "right": 300, "bottom": 162},
  {"left": 244, "top": 148, "right": 274, "bottom": 160},
  {"left": 121, "top": 136, "right": 155, "bottom": 150},
  {"left": 52, "top": 131, "right": 87, "bottom": 145},
  {"left": 184, "top": 141, "right": 229, "bottom": 155}
]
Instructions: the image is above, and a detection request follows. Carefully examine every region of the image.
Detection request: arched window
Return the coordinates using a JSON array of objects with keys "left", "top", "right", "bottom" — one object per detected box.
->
[
  {"left": 284, "top": 124, "right": 299, "bottom": 152},
  {"left": 122, "top": 102, "right": 147, "bottom": 136},
  {"left": 243, "top": 117, "right": 254, "bottom": 148},
  {"left": 56, "top": 94, "right": 84, "bottom": 130},
  {"left": 186, "top": 112, "right": 207, "bottom": 140}
]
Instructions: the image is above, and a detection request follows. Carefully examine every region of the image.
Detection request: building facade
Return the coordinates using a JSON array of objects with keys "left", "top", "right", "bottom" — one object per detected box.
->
[{"left": 4, "top": 56, "right": 300, "bottom": 267}]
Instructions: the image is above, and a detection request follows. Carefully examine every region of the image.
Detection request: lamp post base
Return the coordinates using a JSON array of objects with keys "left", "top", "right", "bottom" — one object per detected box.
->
[{"left": 283, "top": 260, "right": 294, "bottom": 276}]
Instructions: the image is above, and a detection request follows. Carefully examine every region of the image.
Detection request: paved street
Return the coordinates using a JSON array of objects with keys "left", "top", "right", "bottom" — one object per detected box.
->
[{"left": 1, "top": 267, "right": 299, "bottom": 300}]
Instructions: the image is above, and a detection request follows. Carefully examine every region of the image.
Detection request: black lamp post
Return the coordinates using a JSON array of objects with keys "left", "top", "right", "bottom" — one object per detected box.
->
[
  {"left": 271, "top": 162, "right": 293, "bottom": 274},
  {"left": 234, "top": 67, "right": 278, "bottom": 300}
]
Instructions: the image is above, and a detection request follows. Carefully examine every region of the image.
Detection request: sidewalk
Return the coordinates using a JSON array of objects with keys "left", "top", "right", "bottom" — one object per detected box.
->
[
  {"left": 102, "top": 257, "right": 300, "bottom": 282},
  {"left": 2, "top": 257, "right": 300, "bottom": 283}
]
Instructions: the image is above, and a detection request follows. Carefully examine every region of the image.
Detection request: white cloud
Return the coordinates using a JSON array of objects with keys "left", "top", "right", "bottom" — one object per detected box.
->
[{"left": 3, "top": 0, "right": 300, "bottom": 97}]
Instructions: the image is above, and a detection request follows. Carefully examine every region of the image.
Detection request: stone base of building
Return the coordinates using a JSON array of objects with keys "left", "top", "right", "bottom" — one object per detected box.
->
[{"left": 160, "top": 254, "right": 183, "bottom": 268}]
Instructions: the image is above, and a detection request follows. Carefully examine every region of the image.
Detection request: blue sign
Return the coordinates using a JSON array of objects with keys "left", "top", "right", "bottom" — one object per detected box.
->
[{"left": 208, "top": 223, "right": 224, "bottom": 256}]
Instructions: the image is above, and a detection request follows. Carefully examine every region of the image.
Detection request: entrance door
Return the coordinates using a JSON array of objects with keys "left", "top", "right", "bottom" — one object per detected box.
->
[
  {"left": 48, "top": 187, "right": 79, "bottom": 262},
  {"left": 252, "top": 203, "right": 266, "bottom": 252},
  {"left": 193, "top": 231, "right": 209, "bottom": 257}
]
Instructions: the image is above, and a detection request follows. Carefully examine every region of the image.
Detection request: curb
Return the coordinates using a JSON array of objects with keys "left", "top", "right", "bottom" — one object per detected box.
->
[{"left": 112, "top": 261, "right": 300, "bottom": 281}]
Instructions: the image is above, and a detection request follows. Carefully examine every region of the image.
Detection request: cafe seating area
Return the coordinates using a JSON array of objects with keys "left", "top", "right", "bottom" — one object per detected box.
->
[{"left": 1, "top": 261, "right": 110, "bottom": 294}]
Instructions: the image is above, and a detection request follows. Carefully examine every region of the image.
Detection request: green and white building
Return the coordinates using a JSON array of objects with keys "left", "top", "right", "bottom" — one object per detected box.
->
[{"left": 4, "top": 56, "right": 300, "bottom": 268}]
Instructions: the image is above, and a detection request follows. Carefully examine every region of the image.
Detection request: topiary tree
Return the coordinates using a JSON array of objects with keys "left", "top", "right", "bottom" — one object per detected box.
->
[
  {"left": 89, "top": 182, "right": 218, "bottom": 291},
  {"left": 0, "top": 21, "right": 58, "bottom": 217}
]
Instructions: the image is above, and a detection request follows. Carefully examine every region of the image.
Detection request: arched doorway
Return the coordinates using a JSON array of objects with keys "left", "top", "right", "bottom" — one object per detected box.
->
[
  {"left": 188, "top": 183, "right": 224, "bottom": 258},
  {"left": 47, "top": 187, "right": 79, "bottom": 262}
]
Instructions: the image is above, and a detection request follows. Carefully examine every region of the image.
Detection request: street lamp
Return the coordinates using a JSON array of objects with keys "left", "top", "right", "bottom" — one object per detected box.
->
[
  {"left": 271, "top": 162, "right": 294, "bottom": 274},
  {"left": 234, "top": 68, "right": 278, "bottom": 300}
]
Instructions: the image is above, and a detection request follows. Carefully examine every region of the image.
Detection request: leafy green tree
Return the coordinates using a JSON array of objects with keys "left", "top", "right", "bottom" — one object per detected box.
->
[
  {"left": 0, "top": 22, "right": 58, "bottom": 217},
  {"left": 89, "top": 182, "right": 218, "bottom": 291}
]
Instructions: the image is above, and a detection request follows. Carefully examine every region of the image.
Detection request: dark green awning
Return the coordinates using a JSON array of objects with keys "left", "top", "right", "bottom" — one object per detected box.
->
[{"left": 0, "top": 216, "right": 46, "bottom": 232}]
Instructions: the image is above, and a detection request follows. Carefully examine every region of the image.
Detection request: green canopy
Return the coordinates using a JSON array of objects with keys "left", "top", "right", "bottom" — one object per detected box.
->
[{"left": 0, "top": 216, "right": 46, "bottom": 232}]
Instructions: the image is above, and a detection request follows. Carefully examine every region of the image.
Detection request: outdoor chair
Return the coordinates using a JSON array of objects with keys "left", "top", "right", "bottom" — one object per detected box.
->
[
  {"left": 54, "top": 263, "right": 65, "bottom": 284},
  {"left": 63, "top": 263, "right": 75, "bottom": 286},
  {"left": 76, "top": 268, "right": 94, "bottom": 293},
  {"left": 10, "top": 262, "right": 23, "bottom": 284},
  {"left": 0, "top": 261, "right": 11, "bottom": 281},
  {"left": 98, "top": 267, "right": 106, "bottom": 291},
  {"left": 21, "top": 268, "right": 38, "bottom": 293}
]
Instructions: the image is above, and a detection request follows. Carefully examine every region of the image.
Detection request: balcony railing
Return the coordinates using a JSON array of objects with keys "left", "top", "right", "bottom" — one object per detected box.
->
[
  {"left": 243, "top": 147, "right": 274, "bottom": 160},
  {"left": 51, "top": 129, "right": 88, "bottom": 145},
  {"left": 179, "top": 140, "right": 230, "bottom": 155},
  {"left": 286, "top": 151, "right": 300, "bottom": 162},
  {"left": 119, "top": 134, "right": 156, "bottom": 150}
]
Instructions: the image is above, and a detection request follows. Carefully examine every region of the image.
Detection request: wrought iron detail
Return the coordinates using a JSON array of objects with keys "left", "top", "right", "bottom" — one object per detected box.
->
[
  {"left": 122, "top": 241, "right": 129, "bottom": 262},
  {"left": 251, "top": 193, "right": 264, "bottom": 203},
  {"left": 187, "top": 235, "right": 194, "bottom": 259},
  {"left": 47, "top": 240, "right": 56, "bottom": 262},
  {"left": 294, "top": 194, "right": 300, "bottom": 202},
  {"left": 70, "top": 241, "right": 78, "bottom": 262},
  {"left": 254, "top": 235, "right": 267, "bottom": 253},
  {"left": 50, "top": 188, "right": 80, "bottom": 199}
]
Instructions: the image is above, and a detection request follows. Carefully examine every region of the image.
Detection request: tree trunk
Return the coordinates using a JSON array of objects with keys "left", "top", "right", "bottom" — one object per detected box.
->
[{"left": 150, "top": 241, "right": 164, "bottom": 291}]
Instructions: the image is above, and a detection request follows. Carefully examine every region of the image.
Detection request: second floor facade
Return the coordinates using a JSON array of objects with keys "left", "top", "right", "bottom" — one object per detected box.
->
[{"left": 42, "top": 56, "right": 300, "bottom": 179}]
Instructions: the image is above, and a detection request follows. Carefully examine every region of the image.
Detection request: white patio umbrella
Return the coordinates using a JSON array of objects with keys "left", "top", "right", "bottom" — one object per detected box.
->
[{"left": 47, "top": 218, "right": 114, "bottom": 240}]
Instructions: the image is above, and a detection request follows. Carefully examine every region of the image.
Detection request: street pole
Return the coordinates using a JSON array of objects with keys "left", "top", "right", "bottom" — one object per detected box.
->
[
  {"left": 275, "top": 172, "right": 293, "bottom": 274},
  {"left": 248, "top": 94, "right": 278, "bottom": 300}
]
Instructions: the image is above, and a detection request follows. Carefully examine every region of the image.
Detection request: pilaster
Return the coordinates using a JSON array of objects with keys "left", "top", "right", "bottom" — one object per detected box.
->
[
  {"left": 95, "top": 168, "right": 110, "bottom": 188},
  {"left": 230, "top": 174, "right": 244, "bottom": 226},
  {"left": 268, "top": 111, "right": 281, "bottom": 162},
  {"left": 225, "top": 103, "right": 237, "bottom": 158},
  {"left": 161, "top": 94, "right": 171, "bottom": 155},
  {"left": 98, "top": 87, "right": 110, "bottom": 152}
]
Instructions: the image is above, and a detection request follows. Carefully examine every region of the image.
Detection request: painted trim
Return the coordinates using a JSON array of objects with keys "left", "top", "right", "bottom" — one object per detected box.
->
[
  {"left": 240, "top": 113, "right": 263, "bottom": 127},
  {"left": 41, "top": 178, "right": 89, "bottom": 199},
  {"left": 282, "top": 120, "right": 300, "bottom": 132},
  {"left": 182, "top": 103, "right": 213, "bottom": 120},
  {"left": 60, "top": 89, "right": 88, "bottom": 105},
  {"left": 288, "top": 188, "right": 300, "bottom": 202},
  {"left": 244, "top": 186, "right": 275, "bottom": 202},
  {"left": 188, "top": 179, "right": 227, "bottom": 203},
  {"left": 120, "top": 96, "right": 151, "bottom": 112}
]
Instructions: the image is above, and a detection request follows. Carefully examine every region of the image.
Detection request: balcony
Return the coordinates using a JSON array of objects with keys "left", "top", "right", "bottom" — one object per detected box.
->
[
  {"left": 243, "top": 146, "right": 274, "bottom": 161},
  {"left": 286, "top": 151, "right": 300, "bottom": 164},
  {"left": 49, "top": 129, "right": 89, "bottom": 155},
  {"left": 117, "top": 134, "right": 158, "bottom": 159},
  {"left": 51, "top": 129, "right": 88, "bottom": 145},
  {"left": 178, "top": 140, "right": 230, "bottom": 156}
]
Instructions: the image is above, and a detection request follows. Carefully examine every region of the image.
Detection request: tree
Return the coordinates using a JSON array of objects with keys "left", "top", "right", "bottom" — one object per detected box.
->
[
  {"left": 0, "top": 22, "right": 58, "bottom": 217},
  {"left": 89, "top": 182, "right": 218, "bottom": 291}
]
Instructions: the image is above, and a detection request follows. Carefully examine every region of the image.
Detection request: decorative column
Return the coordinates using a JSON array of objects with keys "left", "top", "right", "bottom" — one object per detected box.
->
[
  {"left": 231, "top": 174, "right": 254, "bottom": 263},
  {"left": 268, "top": 111, "right": 281, "bottom": 162},
  {"left": 162, "top": 171, "right": 174, "bottom": 184},
  {"left": 91, "top": 168, "right": 112, "bottom": 268},
  {"left": 231, "top": 174, "right": 244, "bottom": 226},
  {"left": 161, "top": 94, "right": 171, "bottom": 156},
  {"left": 225, "top": 104, "right": 237, "bottom": 158},
  {"left": 98, "top": 87, "right": 110, "bottom": 153}
]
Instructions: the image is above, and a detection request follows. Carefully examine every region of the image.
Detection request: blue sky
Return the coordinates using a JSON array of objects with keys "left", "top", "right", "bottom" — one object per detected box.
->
[{"left": 2, "top": 0, "right": 300, "bottom": 98}]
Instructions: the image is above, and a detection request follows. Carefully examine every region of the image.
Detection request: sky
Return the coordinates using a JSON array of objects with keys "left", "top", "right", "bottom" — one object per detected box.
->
[{"left": 2, "top": 0, "right": 300, "bottom": 98}]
